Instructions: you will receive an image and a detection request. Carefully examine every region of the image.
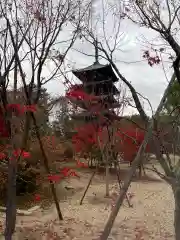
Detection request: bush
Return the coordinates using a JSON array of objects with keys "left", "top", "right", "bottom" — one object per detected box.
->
[{"left": 0, "top": 136, "right": 74, "bottom": 203}]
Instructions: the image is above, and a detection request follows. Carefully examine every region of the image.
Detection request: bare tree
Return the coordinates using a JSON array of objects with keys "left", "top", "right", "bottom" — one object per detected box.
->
[{"left": 120, "top": 1, "right": 180, "bottom": 239}]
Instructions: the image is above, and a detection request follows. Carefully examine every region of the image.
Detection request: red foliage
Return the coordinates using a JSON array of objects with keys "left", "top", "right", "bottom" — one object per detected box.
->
[
  {"left": 67, "top": 84, "right": 150, "bottom": 163},
  {"left": 47, "top": 174, "right": 62, "bottom": 183},
  {"left": 34, "top": 194, "right": 41, "bottom": 202},
  {"left": 6, "top": 104, "right": 36, "bottom": 114},
  {"left": 72, "top": 123, "right": 150, "bottom": 163},
  {"left": 6, "top": 104, "right": 24, "bottom": 115},
  {"left": 60, "top": 167, "right": 71, "bottom": 177},
  {"left": 47, "top": 169, "right": 78, "bottom": 183},
  {"left": 68, "top": 171, "right": 80, "bottom": 178},
  {"left": 0, "top": 104, "right": 37, "bottom": 138},
  {"left": 72, "top": 123, "right": 101, "bottom": 153},
  {"left": 116, "top": 128, "right": 149, "bottom": 162},
  {"left": 143, "top": 50, "right": 160, "bottom": 67},
  {"left": 0, "top": 102, "right": 83, "bottom": 204},
  {"left": 66, "top": 85, "right": 105, "bottom": 104},
  {"left": 13, "top": 149, "right": 31, "bottom": 159},
  {"left": 66, "top": 89, "right": 94, "bottom": 101}
]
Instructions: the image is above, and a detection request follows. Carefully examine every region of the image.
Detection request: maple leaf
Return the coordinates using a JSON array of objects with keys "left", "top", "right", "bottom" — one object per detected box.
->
[
  {"left": 60, "top": 167, "right": 71, "bottom": 177},
  {"left": 69, "top": 171, "right": 79, "bottom": 178}
]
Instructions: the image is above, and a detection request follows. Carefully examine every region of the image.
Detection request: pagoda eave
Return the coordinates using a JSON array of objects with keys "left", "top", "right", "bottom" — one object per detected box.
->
[
  {"left": 82, "top": 79, "right": 115, "bottom": 86},
  {"left": 71, "top": 114, "right": 122, "bottom": 125},
  {"left": 71, "top": 115, "right": 98, "bottom": 120},
  {"left": 72, "top": 63, "right": 118, "bottom": 83},
  {"left": 69, "top": 98, "right": 121, "bottom": 110},
  {"left": 84, "top": 86, "right": 119, "bottom": 96},
  {"left": 70, "top": 110, "right": 119, "bottom": 120}
]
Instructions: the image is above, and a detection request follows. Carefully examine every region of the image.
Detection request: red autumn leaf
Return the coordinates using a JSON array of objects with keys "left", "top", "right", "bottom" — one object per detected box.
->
[
  {"left": 60, "top": 167, "right": 71, "bottom": 177},
  {"left": 34, "top": 194, "right": 41, "bottom": 201},
  {"left": 73, "top": 123, "right": 150, "bottom": 164},
  {"left": 72, "top": 123, "right": 100, "bottom": 153},
  {"left": 69, "top": 171, "right": 79, "bottom": 178},
  {"left": 13, "top": 149, "right": 22, "bottom": 157}
]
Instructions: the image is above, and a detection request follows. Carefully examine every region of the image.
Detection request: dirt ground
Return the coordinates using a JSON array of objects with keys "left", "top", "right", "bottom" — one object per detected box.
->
[{"left": 0, "top": 165, "right": 175, "bottom": 240}]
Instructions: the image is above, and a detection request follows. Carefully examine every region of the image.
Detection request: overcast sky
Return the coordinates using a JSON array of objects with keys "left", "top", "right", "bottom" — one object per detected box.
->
[{"left": 44, "top": 0, "right": 173, "bottom": 117}]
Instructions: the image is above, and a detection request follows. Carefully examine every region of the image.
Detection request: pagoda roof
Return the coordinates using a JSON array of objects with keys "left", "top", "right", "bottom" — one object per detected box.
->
[
  {"left": 74, "top": 62, "right": 105, "bottom": 71},
  {"left": 72, "top": 63, "right": 118, "bottom": 83}
]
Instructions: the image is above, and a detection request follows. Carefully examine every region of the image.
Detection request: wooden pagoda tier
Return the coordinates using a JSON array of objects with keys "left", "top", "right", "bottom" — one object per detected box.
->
[
  {"left": 72, "top": 63, "right": 118, "bottom": 83},
  {"left": 69, "top": 94, "right": 121, "bottom": 111},
  {"left": 71, "top": 110, "right": 121, "bottom": 123},
  {"left": 68, "top": 61, "right": 120, "bottom": 121}
]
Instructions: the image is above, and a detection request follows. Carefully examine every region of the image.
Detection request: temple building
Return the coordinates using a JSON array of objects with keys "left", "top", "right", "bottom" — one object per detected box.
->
[{"left": 66, "top": 44, "right": 120, "bottom": 125}]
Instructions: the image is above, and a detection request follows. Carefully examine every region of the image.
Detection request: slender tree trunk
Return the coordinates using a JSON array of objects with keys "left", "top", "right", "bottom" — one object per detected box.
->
[
  {"left": 80, "top": 170, "right": 96, "bottom": 205},
  {"left": 5, "top": 157, "right": 17, "bottom": 240},
  {"left": 172, "top": 185, "right": 180, "bottom": 240},
  {"left": 32, "top": 115, "right": 63, "bottom": 220},
  {"left": 105, "top": 157, "right": 110, "bottom": 197}
]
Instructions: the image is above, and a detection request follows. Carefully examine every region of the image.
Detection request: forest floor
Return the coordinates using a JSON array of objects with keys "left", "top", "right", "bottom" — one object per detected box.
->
[{"left": 0, "top": 163, "right": 175, "bottom": 240}]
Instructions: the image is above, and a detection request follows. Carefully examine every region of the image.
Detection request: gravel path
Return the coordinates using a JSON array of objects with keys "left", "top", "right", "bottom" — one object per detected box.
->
[{"left": 0, "top": 169, "right": 175, "bottom": 239}]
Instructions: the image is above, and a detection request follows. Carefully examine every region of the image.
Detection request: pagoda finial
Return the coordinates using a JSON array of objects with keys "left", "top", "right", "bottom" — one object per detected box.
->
[{"left": 94, "top": 38, "right": 99, "bottom": 64}]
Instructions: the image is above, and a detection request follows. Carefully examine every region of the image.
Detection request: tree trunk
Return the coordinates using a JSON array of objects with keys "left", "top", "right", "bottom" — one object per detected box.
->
[
  {"left": 173, "top": 185, "right": 180, "bottom": 240},
  {"left": 105, "top": 156, "right": 109, "bottom": 197},
  {"left": 5, "top": 158, "right": 17, "bottom": 240}
]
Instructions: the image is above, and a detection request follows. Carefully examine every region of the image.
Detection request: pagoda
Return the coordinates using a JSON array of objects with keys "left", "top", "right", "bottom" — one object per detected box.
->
[
  {"left": 66, "top": 42, "right": 120, "bottom": 125},
  {"left": 66, "top": 45, "right": 134, "bottom": 206}
]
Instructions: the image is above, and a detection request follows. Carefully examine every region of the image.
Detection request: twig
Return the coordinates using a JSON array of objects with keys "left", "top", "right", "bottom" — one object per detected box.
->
[{"left": 145, "top": 165, "right": 175, "bottom": 185}]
